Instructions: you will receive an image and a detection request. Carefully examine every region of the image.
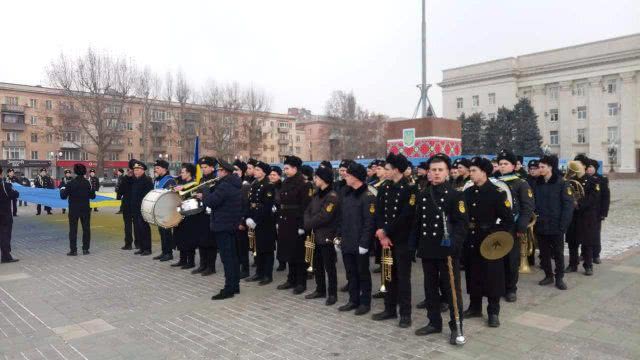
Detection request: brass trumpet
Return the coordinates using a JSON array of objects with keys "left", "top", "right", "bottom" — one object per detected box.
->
[
  {"left": 518, "top": 214, "right": 537, "bottom": 274},
  {"left": 380, "top": 247, "right": 393, "bottom": 293},
  {"left": 304, "top": 231, "right": 315, "bottom": 273},
  {"left": 178, "top": 176, "right": 222, "bottom": 198},
  {"left": 248, "top": 227, "right": 257, "bottom": 257}
]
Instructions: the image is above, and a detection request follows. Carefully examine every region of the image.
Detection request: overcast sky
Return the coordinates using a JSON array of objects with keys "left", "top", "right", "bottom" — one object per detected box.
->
[{"left": 1, "top": 0, "right": 638, "bottom": 118}]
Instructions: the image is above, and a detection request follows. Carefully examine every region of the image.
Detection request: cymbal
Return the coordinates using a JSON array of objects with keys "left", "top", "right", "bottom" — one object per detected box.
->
[{"left": 480, "top": 231, "right": 514, "bottom": 260}]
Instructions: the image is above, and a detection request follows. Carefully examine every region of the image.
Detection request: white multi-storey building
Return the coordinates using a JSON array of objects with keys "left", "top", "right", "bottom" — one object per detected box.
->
[{"left": 440, "top": 34, "right": 640, "bottom": 173}]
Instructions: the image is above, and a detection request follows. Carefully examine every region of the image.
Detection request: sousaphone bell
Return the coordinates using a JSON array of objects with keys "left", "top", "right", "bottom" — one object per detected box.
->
[{"left": 480, "top": 231, "right": 514, "bottom": 260}]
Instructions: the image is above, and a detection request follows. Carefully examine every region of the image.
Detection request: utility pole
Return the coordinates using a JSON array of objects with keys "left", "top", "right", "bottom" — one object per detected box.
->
[{"left": 413, "top": 0, "right": 435, "bottom": 119}]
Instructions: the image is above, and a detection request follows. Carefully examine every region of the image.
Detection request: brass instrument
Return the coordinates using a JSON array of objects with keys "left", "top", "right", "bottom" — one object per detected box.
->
[
  {"left": 304, "top": 231, "right": 315, "bottom": 273},
  {"left": 480, "top": 231, "right": 514, "bottom": 260},
  {"left": 380, "top": 247, "right": 393, "bottom": 293},
  {"left": 564, "top": 161, "right": 585, "bottom": 208},
  {"left": 518, "top": 214, "right": 537, "bottom": 274},
  {"left": 178, "top": 176, "right": 222, "bottom": 198},
  {"left": 248, "top": 228, "right": 257, "bottom": 256}
]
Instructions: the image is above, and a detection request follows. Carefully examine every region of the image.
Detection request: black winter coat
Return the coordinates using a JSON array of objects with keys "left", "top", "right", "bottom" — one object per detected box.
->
[
  {"left": 304, "top": 186, "right": 339, "bottom": 245},
  {"left": 375, "top": 177, "right": 416, "bottom": 247},
  {"left": 130, "top": 175, "right": 153, "bottom": 217},
  {"left": 203, "top": 174, "right": 242, "bottom": 233},
  {"left": 566, "top": 175, "right": 599, "bottom": 246},
  {"left": 591, "top": 174, "right": 610, "bottom": 219},
  {"left": 247, "top": 177, "right": 277, "bottom": 252},
  {"left": 60, "top": 177, "right": 96, "bottom": 215},
  {"left": 116, "top": 175, "right": 134, "bottom": 215},
  {"left": 416, "top": 182, "right": 467, "bottom": 259},
  {"left": 337, "top": 184, "right": 376, "bottom": 254},
  {"left": 276, "top": 173, "right": 312, "bottom": 261},
  {"left": 89, "top": 176, "right": 100, "bottom": 192},
  {"left": 0, "top": 181, "right": 19, "bottom": 222},
  {"left": 533, "top": 172, "right": 574, "bottom": 235}
]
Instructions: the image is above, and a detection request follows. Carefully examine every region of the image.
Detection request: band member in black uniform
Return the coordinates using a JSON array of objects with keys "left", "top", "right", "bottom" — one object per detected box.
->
[
  {"left": 415, "top": 162, "right": 430, "bottom": 192},
  {"left": 201, "top": 159, "right": 243, "bottom": 300},
  {"left": 301, "top": 165, "right": 314, "bottom": 183},
  {"left": 152, "top": 159, "right": 177, "bottom": 261},
  {"left": 245, "top": 158, "right": 257, "bottom": 184},
  {"left": 276, "top": 155, "right": 312, "bottom": 294},
  {"left": 462, "top": 157, "right": 514, "bottom": 328},
  {"left": 334, "top": 159, "right": 353, "bottom": 197},
  {"left": 565, "top": 155, "right": 599, "bottom": 276},
  {"left": 171, "top": 163, "right": 199, "bottom": 269},
  {"left": 131, "top": 161, "right": 154, "bottom": 255},
  {"left": 526, "top": 159, "right": 540, "bottom": 189},
  {"left": 586, "top": 159, "right": 609, "bottom": 264},
  {"left": 34, "top": 168, "right": 54, "bottom": 215},
  {"left": 534, "top": 155, "right": 573, "bottom": 290},
  {"left": 60, "top": 164, "right": 96, "bottom": 256},
  {"left": 193, "top": 156, "right": 218, "bottom": 276},
  {"left": 245, "top": 161, "right": 277, "bottom": 285},
  {"left": 117, "top": 161, "right": 136, "bottom": 250},
  {"left": 414, "top": 154, "right": 467, "bottom": 345},
  {"left": 304, "top": 165, "right": 339, "bottom": 305},
  {"left": 89, "top": 169, "right": 100, "bottom": 212},
  {"left": 59, "top": 169, "right": 73, "bottom": 214},
  {"left": 0, "top": 166, "right": 19, "bottom": 263},
  {"left": 371, "top": 160, "right": 391, "bottom": 299},
  {"left": 490, "top": 159, "right": 500, "bottom": 177},
  {"left": 337, "top": 162, "right": 375, "bottom": 315},
  {"left": 449, "top": 159, "right": 460, "bottom": 186},
  {"left": 366, "top": 161, "right": 378, "bottom": 184},
  {"left": 115, "top": 168, "right": 125, "bottom": 214},
  {"left": 515, "top": 156, "right": 528, "bottom": 179},
  {"left": 269, "top": 165, "right": 285, "bottom": 271},
  {"left": 18, "top": 174, "right": 30, "bottom": 206},
  {"left": 496, "top": 149, "right": 535, "bottom": 302},
  {"left": 372, "top": 152, "right": 416, "bottom": 328},
  {"left": 233, "top": 159, "right": 251, "bottom": 278},
  {"left": 6, "top": 169, "right": 18, "bottom": 216},
  {"left": 453, "top": 158, "right": 471, "bottom": 191}
]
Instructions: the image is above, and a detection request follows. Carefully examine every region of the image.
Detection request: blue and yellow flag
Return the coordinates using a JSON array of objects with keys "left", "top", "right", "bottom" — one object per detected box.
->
[{"left": 194, "top": 136, "right": 202, "bottom": 182}]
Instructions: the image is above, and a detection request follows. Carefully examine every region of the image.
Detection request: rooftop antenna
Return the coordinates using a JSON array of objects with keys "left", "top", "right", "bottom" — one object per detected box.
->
[{"left": 412, "top": 0, "right": 435, "bottom": 119}]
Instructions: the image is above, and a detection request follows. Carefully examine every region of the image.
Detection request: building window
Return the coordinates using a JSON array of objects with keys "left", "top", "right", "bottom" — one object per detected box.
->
[
  {"left": 4, "top": 96, "right": 18, "bottom": 105},
  {"left": 5, "top": 132, "right": 19, "bottom": 141},
  {"left": 575, "top": 84, "right": 586, "bottom": 97},
  {"left": 472, "top": 95, "right": 479, "bottom": 107},
  {"left": 80, "top": 152, "right": 88, "bottom": 161},
  {"left": 45, "top": 100, "right": 53, "bottom": 110},
  {"left": 46, "top": 117, "right": 53, "bottom": 126},
  {"left": 63, "top": 132, "right": 79, "bottom": 142},
  {"left": 607, "top": 80, "right": 617, "bottom": 94},
  {"left": 46, "top": 134, "right": 53, "bottom": 143},
  {"left": 30, "top": 116, "right": 37, "bottom": 125},
  {"left": 550, "top": 131, "right": 559, "bottom": 145},
  {"left": 31, "top": 151, "right": 38, "bottom": 160},
  {"left": 549, "top": 109, "right": 559, "bottom": 122},
  {"left": 577, "top": 106, "right": 587, "bottom": 120},
  {"left": 29, "top": 99, "right": 38, "bottom": 108},
  {"left": 30, "top": 133, "right": 38, "bottom": 143},
  {"left": 127, "top": 138, "right": 133, "bottom": 146},
  {"left": 548, "top": 86, "right": 559, "bottom": 100},
  {"left": 127, "top": 153, "right": 134, "bottom": 160},
  {"left": 608, "top": 103, "right": 619, "bottom": 116},
  {"left": 127, "top": 122, "right": 133, "bottom": 131},
  {"left": 607, "top": 127, "right": 618, "bottom": 143},
  {"left": 456, "top": 98, "right": 463, "bottom": 109},
  {"left": 3, "top": 147, "right": 25, "bottom": 160},
  {"left": 488, "top": 113, "right": 496, "bottom": 121},
  {"left": 109, "top": 152, "right": 120, "bottom": 161},
  {"left": 577, "top": 129, "right": 587, "bottom": 144},
  {"left": 295, "top": 146, "right": 301, "bottom": 154},
  {"left": 488, "top": 93, "right": 495, "bottom": 105}
]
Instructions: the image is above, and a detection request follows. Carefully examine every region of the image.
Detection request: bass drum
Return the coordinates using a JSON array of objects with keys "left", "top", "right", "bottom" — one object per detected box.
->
[{"left": 141, "top": 189, "right": 184, "bottom": 228}]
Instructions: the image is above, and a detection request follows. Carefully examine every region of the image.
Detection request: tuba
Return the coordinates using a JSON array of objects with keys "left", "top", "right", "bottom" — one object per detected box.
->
[
  {"left": 518, "top": 214, "right": 537, "bottom": 273},
  {"left": 248, "top": 227, "right": 257, "bottom": 257},
  {"left": 304, "top": 230, "right": 315, "bottom": 273},
  {"left": 380, "top": 247, "right": 393, "bottom": 293},
  {"left": 564, "top": 161, "right": 585, "bottom": 207}
]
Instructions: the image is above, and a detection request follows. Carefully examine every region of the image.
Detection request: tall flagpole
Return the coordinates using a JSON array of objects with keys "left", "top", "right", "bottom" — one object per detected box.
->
[{"left": 421, "top": 0, "right": 428, "bottom": 118}]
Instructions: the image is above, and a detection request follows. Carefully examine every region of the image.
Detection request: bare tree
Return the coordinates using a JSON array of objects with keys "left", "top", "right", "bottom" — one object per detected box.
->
[
  {"left": 135, "top": 67, "right": 162, "bottom": 163},
  {"left": 200, "top": 80, "right": 238, "bottom": 160},
  {"left": 170, "top": 70, "right": 195, "bottom": 161},
  {"left": 242, "top": 85, "right": 271, "bottom": 157},
  {"left": 47, "top": 48, "right": 137, "bottom": 172}
]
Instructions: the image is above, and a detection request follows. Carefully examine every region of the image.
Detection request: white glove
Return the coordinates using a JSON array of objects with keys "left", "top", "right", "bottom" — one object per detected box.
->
[
  {"left": 246, "top": 218, "right": 257, "bottom": 229},
  {"left": 298, "top": 228, "right": 305, "bottom": 236},
  {"left": 358, "top": 246, "right": 368, "bottom": 255},
  {"left": 272, "top": 205, "right": 277, "bottom": 213},
  {"left": 276, "top": 224, "right": 279, "bottom": 231},
  {"left": 335, "top": 244, "right": 341, "bottom": 252},
  {"left": 60, "top": 187, "right": 66, "bottom": 191}
]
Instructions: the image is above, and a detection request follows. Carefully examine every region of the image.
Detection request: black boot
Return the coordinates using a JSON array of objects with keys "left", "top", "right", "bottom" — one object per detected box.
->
[
  {"left": 239, "top": 265, "right": 250, "bottom": 279},
  {"left": 371, "top": 309, "right": 397, "bottom": 321},
  {"left": 171, "top": 253, "right": 186, "bottom": 267},
  {"left": 192, "top": 249, "right": 208, "bottom": 274},
  {"left": 488, "top": 314, "right": 500, "bottom": 328},
  {"left": 415, "top": 323, "right": 442, "bottom": 336},
  {"left": 182, "top": 253, "right": 196, "bottom": 269}
]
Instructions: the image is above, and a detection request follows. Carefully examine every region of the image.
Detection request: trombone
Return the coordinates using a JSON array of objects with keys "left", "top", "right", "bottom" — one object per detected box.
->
[
  {"left": 305, "top": 231, "right": 315, "bottom": 273},
  {"left": 248, "top": 227, "right": 257, "bottom": 257},
  {"left": 177, "top": 176, "right": 222, "bottom": 198},
  {"left": 380, "top": 247, "right": 393, "bottom": 293}
]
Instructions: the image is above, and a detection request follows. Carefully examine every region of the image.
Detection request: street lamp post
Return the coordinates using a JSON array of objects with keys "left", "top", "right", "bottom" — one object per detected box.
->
[
  {"left": 49, "top": 151, "right": 63, "bottom": 179},
  {"left": 607, "top": 140, "right": 618, "bottom": 173}
]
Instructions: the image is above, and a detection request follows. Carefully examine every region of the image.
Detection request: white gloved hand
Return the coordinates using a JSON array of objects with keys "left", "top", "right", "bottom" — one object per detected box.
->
[
  {"left": 276, "top": 223, "right": 279, "bottom": 231},
  {"left": 272, "top": 205, "right": 277, "bottom": 213},
  {"left": 298, "top": 228, "right": 305, "bottom": 236},
  {"left": 246, "top": 218, "right": 257, "bottom": 230},
  {"left": 334, "top": 244, "right": 341, "bottom": 252},
  {"left": 358, "top": 246, "right": 368, "bottom": 255}
]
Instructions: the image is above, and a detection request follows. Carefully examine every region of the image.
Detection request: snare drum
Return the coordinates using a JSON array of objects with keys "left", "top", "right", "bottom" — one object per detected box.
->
[
  {"left": 141, "top": 189, "right": 184, "bottom": 228},
  {"left": 178, "top": 198, "right": 204, "bottom": 216}
]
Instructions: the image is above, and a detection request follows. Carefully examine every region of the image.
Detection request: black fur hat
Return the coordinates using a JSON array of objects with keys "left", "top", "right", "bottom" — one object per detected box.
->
[
  {"left": 283, "top": 155, "right": 302, "bottom": 169},
  {"left": 315, "top": 165, "right": 334, "bottom": 184},
  {"left": 74, "top": 163, "right": 87, "bottom": 176},
  {"left": 470, "top": 157, "right": 493, "bottom": 175},
  {"left": 385, "top": 152, "right": 409, "bottom": 173},
  {"left": 496, "top": 149, "right": 517, "bottom": 165},
  {"left": 427, "top": 153, "right": 451, "bottom": 169},
  {"left": 347, "top": 162, "right": 367, "bottom": 183}
]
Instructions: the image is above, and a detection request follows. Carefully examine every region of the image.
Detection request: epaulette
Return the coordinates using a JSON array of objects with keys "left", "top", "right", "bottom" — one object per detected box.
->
[{"left": 499, "top": 174, "right": 520, "bottom": 182}]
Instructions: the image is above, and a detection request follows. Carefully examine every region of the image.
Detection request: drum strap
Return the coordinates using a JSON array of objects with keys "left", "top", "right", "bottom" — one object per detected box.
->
[{"left": 155, "top": 175, "right": 173, "bottom": 190}]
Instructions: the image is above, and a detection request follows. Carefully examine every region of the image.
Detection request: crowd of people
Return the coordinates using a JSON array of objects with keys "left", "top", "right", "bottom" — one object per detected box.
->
[{"left": 0, "top": 148, "right": 610, "bottom": 345}]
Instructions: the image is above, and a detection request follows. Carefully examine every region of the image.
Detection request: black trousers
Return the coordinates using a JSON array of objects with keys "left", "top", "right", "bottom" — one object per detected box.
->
[
  {"left": 343, "top": 252, "right": 371, "bottom": 306},
  {"left": 313, "top": 244, "right": 337, "bottom": 296},
  {"left": 287, "top": 261, "right": 308, "bottom": 288},
  {"left": 0, "top": 221, "right": 13, "bottom": 261},
  {"left": 569, "top": 241, "right": 593, "bottom": 269},
  {"left": 256, "top": 251, "right": 274, "bottom": 279},
  {"left": 422, "top": 258, "right": 463, "bottom": 329},
  {"left": 470, "top": 295, "right": 500, "bottom": 315},
  {"left": 236, "top": 230, "right": 249, "bottom": 270},
  {"left": 384, "top": 245, "right": 412, "bottom": 317},
  {"left": 133, "top": 214, "right": 151, "bottom": 251},
  {"left": 11, "top": 198, "right": 17, "bottom": 216},
  {"left": 199, "top": 231, "right": 218, "bottom": 269},
  {"left": 538, "top": 234, "right": 565, "bottom": 279},
  {"left": 593, "top": 220, "right": 603, "bottom": 259},
  {"left": 122, "top": 212, "right": 135, "bottom": 247},
  {"left": 216, "top": 231, "right": 240, "bottom": 293},
  {"left": 69, "top": 212, "right": 91, "bottom": 252},
  {"left": 36, "top": 204, "right": 52, "bottom": 214},
  {"left": 159, "top": 227, "right": 174, "bottom": 255},
  {"left": 504, "top": 233, "right": 520, "bottom": 294}
]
